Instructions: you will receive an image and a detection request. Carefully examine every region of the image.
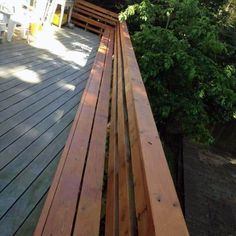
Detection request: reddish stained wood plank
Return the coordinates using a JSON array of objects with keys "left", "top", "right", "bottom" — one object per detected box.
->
[
  {"left": 119, "top": 22, "right": 189, "bottom": 236},
  {"left": 72, "top": 30, "right": 114, "bottom": 236},
  {"left": 71, "top": 12, "right": 112, "bottom": 30},
  {"left": 73, "top": 4, "right": 117, "bottom": 25},
  {"left": 34, "top": 30, "right": 110, "bottom": 236},
  {"left": 76, "top": 0, "right": 118, "bottom": 19},
  {"left": 116, "top": 26, "right": 133, "bottom": 236},
  {"left": 105, "top": 29, "right": 118, "bottom": 236},
  {"left": 119, "top": 24, "right": 155, "bottom": 236},
  {"left": 74, "top": 7, "right": 117, "bottom": 26}
]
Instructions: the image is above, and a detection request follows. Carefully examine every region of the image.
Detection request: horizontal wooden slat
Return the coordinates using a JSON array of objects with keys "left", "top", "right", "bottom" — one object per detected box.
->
[
  {"left": 72, "top": 12, "right": 112, "bottom": 30},
  {"left": 73, "top": 4, "right": 117, "bottom": 25},
  {"left": 76, "top": 0, "right": 118, "bottom": 19}
]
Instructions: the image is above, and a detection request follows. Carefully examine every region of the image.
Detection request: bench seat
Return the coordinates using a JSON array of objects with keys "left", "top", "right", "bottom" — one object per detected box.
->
[{"left": 34, "top": 28, "right": 114, "bottom": 236}]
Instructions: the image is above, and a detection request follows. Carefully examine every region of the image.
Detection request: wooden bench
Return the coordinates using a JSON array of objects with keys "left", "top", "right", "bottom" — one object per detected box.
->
[
  {"left": 35, "top": 2, "right": 189, "bottom": 236},
  {"left": 71, "top": 0, "right": 118, "bottom": 36}
]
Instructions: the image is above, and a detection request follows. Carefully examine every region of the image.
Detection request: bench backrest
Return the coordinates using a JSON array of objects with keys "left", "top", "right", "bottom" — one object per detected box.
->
[
  {"left": 72, "top": 0, "right": 118, "bottom": 35},
  {"left": 105, "top": 22, "right": 189, "bottom": 235}
]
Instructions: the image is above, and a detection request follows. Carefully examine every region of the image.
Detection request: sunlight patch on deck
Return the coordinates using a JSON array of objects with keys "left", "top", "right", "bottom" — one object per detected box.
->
[
  {"left": 64, "top": 83, "right": 76, "bottom": 91},
  {"left": 15, "top": 69, "right": 41, "bottom": 84},
  {"left": 30, "top": 27, "right": 90, "bottom": 67}
]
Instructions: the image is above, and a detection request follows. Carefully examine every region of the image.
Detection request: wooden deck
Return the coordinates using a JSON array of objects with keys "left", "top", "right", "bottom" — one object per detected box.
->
[{"left": 0, "top": 27, "right": 99, "bottom": 235}]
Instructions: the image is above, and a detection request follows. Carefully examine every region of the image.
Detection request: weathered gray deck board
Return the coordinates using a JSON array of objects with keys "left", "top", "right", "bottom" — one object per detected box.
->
[
  {"left": 0, "top": 122, "right": 72, "bottom": 218},
  {"left": 0, "top": 62, "right": 67, "bottom": 94},
  {"left": 0, "top": 96, "right": 81, "bottom": 191},
  {"left": 0, "top": 37, "right": 96, "bottom": 60},
  {"left": 0, "top": 30, "right": 98, "bottom": 62},
  {"left": 0, "top": 43, "right": 96, "bottom": 91},
  {"left": 0, "top": 39, "right": 97, "bottom": 92},
  {"left": 0, "top": 59, "right": 94, "bottom": 114},
  {"left": 0, "top": 31, "right": 98, "bottom": 83},
  {"left": 0, "top": 70, "right": 91, "bottom": 139},
  {"left": 0, "top": 154, "right": 61, "bottom": 235},
  {"left": 15, "top": 195, "right": 47, "bottom": 236},
  {"left": 0, "top": 79, "right": 87, "bottom": 167},
  {"left": 0, "top": 26, "right": 99, "bottom": 235},
  {"left": 0, "top": 68, "right": 91, "bottom": 136}
]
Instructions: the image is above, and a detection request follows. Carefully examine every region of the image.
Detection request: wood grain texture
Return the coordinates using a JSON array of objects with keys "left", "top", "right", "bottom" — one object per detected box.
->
[
  {"left": 72, "top": 0, "right": 116, "bottom": 36},
  {"left": 73, "top": 29, "right": 114, "bottom": 236},
  {"left": 116, "top": 26, "right": 133, "bottom": 236},
  {"left": 32, "top": 6, "right": 189, "bottom": 234},
  {"left": 105, "top": 29, "right": 118, "bottom": 236},
  {"left": 75, "top": 0, "right": 118, "bottom": 19},
  {"left": 34, "top": 30, "right": 111, "bottom": 236},
  {"left": 119, "top": 22, "right": 189, "bottom": 236},
  {"left": 72, "top": 13, "right": 112, "bottom": 30},
  {"left": 119, "top": 24, "right": 155, "bottom": 236},
  {"left": 73, "top": 5, "right": 117, "bottom": 25}
]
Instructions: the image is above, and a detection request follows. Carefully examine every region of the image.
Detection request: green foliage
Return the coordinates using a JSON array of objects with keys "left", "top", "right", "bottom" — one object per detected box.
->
[{"left": 120, "top": 0, "right": 236, "bottom": 143}]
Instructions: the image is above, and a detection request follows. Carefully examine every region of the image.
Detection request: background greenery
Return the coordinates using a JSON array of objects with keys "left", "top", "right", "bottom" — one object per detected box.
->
[
  {"left": 120, "top": 1, "right": 236, "bottom": 188},
  {"left": 119, "top": 0, "right": 236, "bottom": 144}
]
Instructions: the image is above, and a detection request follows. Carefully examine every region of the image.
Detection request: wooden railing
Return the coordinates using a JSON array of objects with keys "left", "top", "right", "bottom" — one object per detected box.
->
[{"left": 34, "top": 1, "right": 189, "bottom": 235}]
